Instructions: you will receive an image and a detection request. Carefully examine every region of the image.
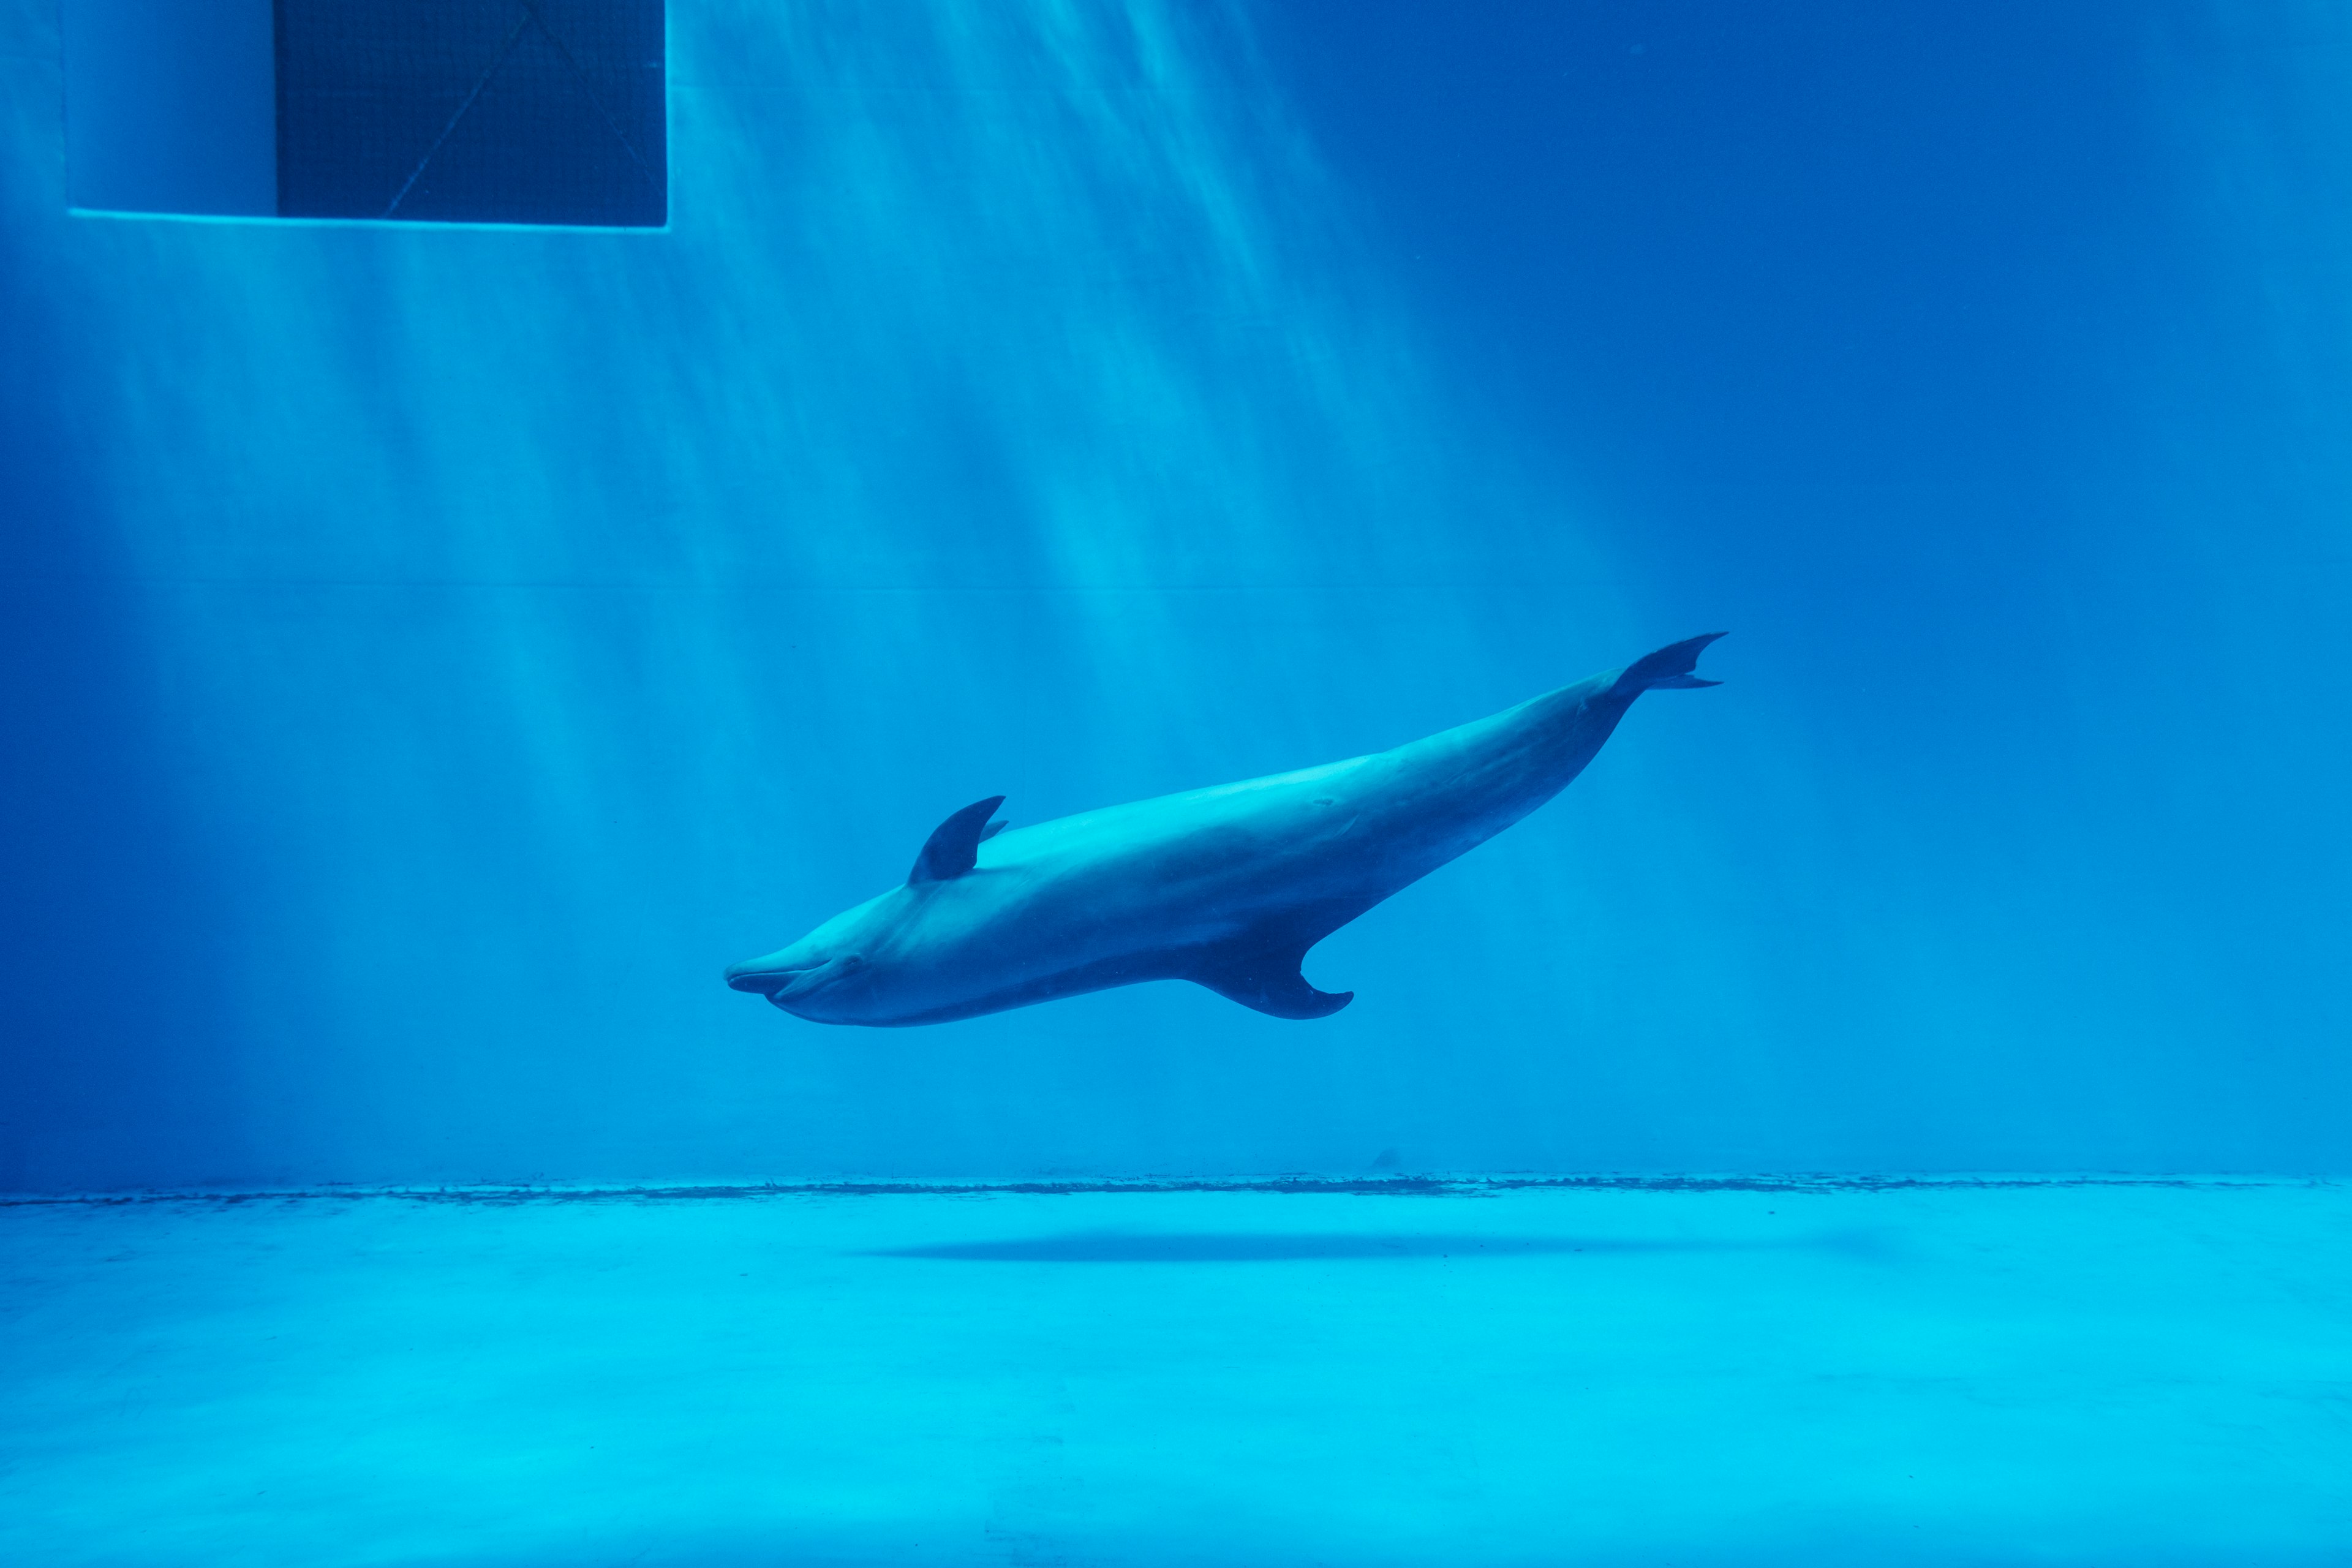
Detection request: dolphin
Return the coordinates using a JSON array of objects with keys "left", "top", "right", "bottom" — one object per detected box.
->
[{"left": 725, "top": 633, "right": 1724, "bottom": 1026}]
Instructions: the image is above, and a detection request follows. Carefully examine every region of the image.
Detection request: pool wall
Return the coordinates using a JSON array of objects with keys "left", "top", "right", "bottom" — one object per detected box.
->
[{"left": 5, "top": 0, "right": 2350, "bottom": 1191}]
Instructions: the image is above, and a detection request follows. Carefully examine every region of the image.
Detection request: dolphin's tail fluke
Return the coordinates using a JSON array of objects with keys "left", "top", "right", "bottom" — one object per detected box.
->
[{"left": 1610, "top": 632, "right": 1726, "bottom": 698}]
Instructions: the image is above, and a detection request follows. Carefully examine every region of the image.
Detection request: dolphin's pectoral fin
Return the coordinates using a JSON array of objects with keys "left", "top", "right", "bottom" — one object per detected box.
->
[
  {"left": 910, "top": 796, "right": 1008, "bottom": 883},
  {"left": 1188, "top": 941, "right": 1354, "bottom": 1021}
]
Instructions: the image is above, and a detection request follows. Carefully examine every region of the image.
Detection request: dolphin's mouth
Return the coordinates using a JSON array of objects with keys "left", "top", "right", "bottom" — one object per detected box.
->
[
  {"left": 724, "top": 955, "right": 864, "bottom": 1008},
  {"left": 725, "top": 966, "right": 797, "bottom": 996}
]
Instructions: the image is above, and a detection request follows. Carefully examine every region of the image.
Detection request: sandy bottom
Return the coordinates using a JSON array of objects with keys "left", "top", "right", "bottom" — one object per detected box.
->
[{"left": 3, "top": 1179, "right": 2348, "bottom": 1566}]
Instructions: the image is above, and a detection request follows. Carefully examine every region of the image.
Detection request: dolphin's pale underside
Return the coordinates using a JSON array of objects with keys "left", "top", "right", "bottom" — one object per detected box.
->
[{"left": 725, "top": 633, "right": 1724, "bottom": 1026}]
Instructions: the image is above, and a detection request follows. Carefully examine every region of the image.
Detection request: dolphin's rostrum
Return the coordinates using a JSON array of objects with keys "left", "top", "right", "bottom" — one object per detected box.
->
[{"left": 726, "top": 634, "right": 1725, "bottom": 1026}]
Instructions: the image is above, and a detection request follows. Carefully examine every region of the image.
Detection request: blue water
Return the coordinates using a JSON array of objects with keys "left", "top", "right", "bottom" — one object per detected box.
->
[
  {"left": 9, "top": 3, "right": 2352, "bottom": 1559},
  {"left": 11, "top": 1, "right": 2349, "bottom": 1191}
]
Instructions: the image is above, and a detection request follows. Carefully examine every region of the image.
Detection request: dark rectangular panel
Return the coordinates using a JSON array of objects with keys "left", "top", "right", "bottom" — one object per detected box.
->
[{"left": 275, "top": 0, "right": 664, "bottom": 226}]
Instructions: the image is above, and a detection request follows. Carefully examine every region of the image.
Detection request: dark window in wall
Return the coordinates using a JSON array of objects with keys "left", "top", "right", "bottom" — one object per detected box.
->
[{"left": 274, "top": 0, "right": 665, "bottom": 226}]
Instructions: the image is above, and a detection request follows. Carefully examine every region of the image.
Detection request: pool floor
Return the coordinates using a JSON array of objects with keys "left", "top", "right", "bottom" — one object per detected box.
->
[{"left": 4, "top": 1180, "right": 2348, "bottom": 1566}]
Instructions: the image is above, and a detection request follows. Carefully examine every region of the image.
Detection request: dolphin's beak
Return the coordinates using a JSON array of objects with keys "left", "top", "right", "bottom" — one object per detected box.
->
[
  {"left": 723, "top": 949, "right": 807, "bottom": 995},
  {"left": 723, "top": 963, "right": 785, "bottom": 995},
  {"left": 724, "top": 954, "right": 862, "bottom": 1005}
]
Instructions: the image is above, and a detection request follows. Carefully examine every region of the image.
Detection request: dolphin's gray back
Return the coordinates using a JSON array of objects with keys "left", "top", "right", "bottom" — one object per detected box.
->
[{"left": 922, "top": 650, "right": 1684, "bottom": 1020}]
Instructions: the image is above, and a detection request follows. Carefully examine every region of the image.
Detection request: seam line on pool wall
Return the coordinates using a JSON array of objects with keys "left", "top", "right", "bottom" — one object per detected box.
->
[{"left": 1, "top": 1174, "right": 2332, "bottom": 1207}]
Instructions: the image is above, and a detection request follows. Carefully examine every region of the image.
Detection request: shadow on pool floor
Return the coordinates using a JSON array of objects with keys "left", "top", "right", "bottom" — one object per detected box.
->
[{"left": 865, "top": 1227, "right": 1891, "bottom": 1262}]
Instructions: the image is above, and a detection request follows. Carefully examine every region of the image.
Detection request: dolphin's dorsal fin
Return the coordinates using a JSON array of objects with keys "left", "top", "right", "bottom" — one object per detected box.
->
[
  {"left": 1189, "top": 938, "right": 1353, "bottom": 1020},
  {"left": 910, "top": 796, "right": 1008, "bottom": 883}
]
